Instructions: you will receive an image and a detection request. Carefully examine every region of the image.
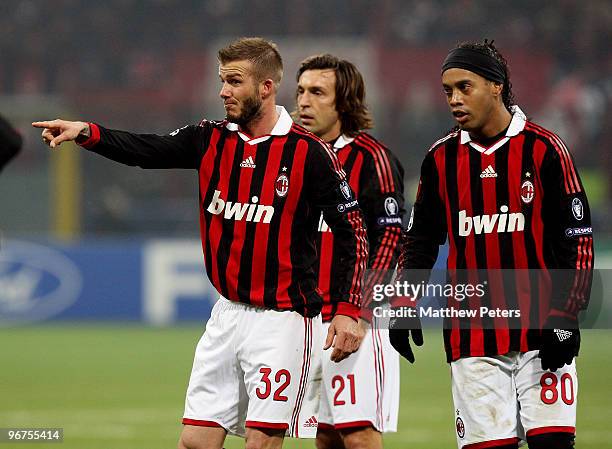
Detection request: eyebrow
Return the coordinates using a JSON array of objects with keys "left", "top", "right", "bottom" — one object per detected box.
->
[
  {"left": 220, "top": 72, "right": 244, "bottom": 80},
  {"left": 300, "top": 84, "right": 326, "bottom": 92},
  {"left": 442, "top": 79, "right": 471, "bottom": 88}
]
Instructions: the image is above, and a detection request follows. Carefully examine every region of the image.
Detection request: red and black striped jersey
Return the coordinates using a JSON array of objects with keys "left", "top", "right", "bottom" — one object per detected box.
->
[
  {"left": 79, "top": 106, "right": 368, "bottom": 319},
  {"left": 399, "top": 107, "right": 594, "bottom": 361},
  {"left": 315, "top": 133, "right": 405, "bottom": 322}
]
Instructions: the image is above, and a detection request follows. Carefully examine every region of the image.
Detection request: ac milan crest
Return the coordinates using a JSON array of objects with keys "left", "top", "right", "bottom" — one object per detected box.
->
[
  {"left": 275, "top": 173, "right": 289, "bottom": 197},
  {"left": 521, "top": 180, "right": 534, "bottom": 204},
  {"left": 456, "top": 417, "right": 465, "bottom": 438}
]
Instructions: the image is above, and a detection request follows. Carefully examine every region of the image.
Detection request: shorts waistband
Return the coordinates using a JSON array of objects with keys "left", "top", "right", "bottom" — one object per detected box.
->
[
  {"left": 215, "top": 295, "right": 270, "bottom": 313},
  {"left": 214, "top": 296, "right": 321, "bottom": 319}
]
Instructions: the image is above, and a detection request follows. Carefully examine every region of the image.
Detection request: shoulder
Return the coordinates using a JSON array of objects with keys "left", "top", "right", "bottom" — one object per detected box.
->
[
  {"left": 289, "top": 123, "right": 329, "bottom": 148},
  {"left": 353, "top": 132, "right": 389, "bottom": 155},
  {"left": 522, "top": 120, "right": 577, "bottom": 166},
  {"left": 289, "top": 123, "right": 336, "bottom": 160},
  {"left": 427, "top": 130, "right": 459, "bottom": 155},
  {"left": 415, "top": 130, "right": 460, "bottom": 173},
  {"left": 168, "top": 118, "right": 225, "bottom": 137},
  {"left": 352, "top": 132, "right": 404, "bottom": 192},
  {"left": 198, "top": 118, "right": 228, "bottom": 131},
  {"left": 522, "top": 120, "right": 569, "bottom": 149},
  {"left": 353, "top": 132, "right": 387, "bottom": 150},
  {"left": 353, "top": 132, "right": 401, "bottom": 168}
]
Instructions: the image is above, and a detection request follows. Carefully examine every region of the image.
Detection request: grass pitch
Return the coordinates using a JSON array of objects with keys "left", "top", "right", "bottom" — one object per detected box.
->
[{"left": 1, "top": 325, "right": 610, "bottom": 448}]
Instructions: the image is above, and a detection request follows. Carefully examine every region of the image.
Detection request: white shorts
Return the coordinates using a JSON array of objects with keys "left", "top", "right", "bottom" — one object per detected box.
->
[
  {"left": 451, "top": 350, "right": 577, "bottom": 448},
  {"left": 318, "top": 318, "right": 400, "bottom": 433},
  {"left": 183, "top": 297, "right": 323, "bottom": 438}
]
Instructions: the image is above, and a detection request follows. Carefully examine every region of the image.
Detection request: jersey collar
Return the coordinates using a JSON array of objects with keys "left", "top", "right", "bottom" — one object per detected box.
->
[
  {"left": 226, "top": 106, "right": 293, "bottom": 145},
  {"left": 332, "top": 134, "right": 355, "bottom": 151},
  {"left": 460, "top": 105, "right": 527, "bottom": 154}
]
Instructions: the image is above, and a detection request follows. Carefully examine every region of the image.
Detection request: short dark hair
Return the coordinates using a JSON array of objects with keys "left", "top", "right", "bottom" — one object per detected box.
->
[
  {"left": 296, "top": 54, "right": 373, "bottom": 136},
  {"left": 218, "top": 37, "right": 283, "bottom": 89},
  {"left": 453, "top": 40, "right": 516, "bottom": 111}
]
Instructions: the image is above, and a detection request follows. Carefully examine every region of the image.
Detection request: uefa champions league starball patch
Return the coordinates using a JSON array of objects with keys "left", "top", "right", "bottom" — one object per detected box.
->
[
  {"left": 340, "top": 180, "right": 352, "bottom": 200},
  {"left": 572, "top": 197, "right": 584, "bottom": 220},
  {"left": 384, "top": 197, "right": 399, "bottom": 216}
]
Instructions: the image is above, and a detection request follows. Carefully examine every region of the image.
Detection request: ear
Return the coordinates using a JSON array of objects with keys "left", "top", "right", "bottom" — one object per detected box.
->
[
  {"left": 259, "top": 79, "right": 275, "bottom": 100},
  {"left": 491, "top": 82, "right": 504, "bottom": 98}
]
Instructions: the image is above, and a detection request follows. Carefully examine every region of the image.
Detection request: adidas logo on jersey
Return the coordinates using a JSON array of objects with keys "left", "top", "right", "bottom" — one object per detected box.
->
[
  {"left": 458, "top": 205, "right": 524, "bottom": 236},
  {"left": 240, "top": 156, "right": 256, "bottom": 168},
  {"left": 207, "top": 190, "right": 274, "bottom": 223},
  {"left": 554, "top": 329, "right": 572, "bottom": 342},
  {"left": 303, "top": 416, "right": 318, "bottom": 428},
  {"left": 480, "top": 165, "right": 497, "bottom": 178}
]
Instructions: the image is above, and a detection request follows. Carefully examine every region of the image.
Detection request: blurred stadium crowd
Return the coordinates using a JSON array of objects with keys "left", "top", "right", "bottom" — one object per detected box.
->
[{"left": 0, "top": 0, "right": 610, "bottom": 238}]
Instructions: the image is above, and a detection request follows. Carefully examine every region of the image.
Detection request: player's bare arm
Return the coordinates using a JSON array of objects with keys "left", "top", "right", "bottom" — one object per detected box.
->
[{"left": 32, "top": 119, "right": 90, "bottom": 148}]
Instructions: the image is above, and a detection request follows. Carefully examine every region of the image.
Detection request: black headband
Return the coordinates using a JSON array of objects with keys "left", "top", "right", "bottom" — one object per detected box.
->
[{"left": 441, "top": 47, "right": 506, "bottom": 84}]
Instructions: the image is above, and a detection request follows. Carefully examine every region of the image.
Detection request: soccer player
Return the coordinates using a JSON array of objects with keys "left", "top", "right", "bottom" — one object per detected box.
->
[
  {"left": 392, "top": 40, "right": 593, "bottom": 449},
  {"left": 33, "top": 37, "right": 368, "bottom": 449},
  {"left": 295, "top": 54, "right": 404, "bottom": 449},
  {"left": 0, "top": 115, "right": 22, "bottom": 172}
]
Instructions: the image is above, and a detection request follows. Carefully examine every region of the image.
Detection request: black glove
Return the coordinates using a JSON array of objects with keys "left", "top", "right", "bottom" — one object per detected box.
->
[
  {"left": 538, "top": 316, "right": 580, "bottom": 372},
  {"left": 388, "top": 308, "right": 423, "bottom": 363}
]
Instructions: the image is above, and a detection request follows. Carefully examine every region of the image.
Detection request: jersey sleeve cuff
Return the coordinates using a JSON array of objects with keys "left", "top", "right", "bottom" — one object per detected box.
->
[
  {"left": 334, "top": 302, "right": 360, "bottom": 321},
  {"left": 77, "top": 123, "right": 101, "bottom": 148},
  {"left": 360, "top": 306, "right": 374, "bottom": 322},
  {"left": 547, "top": 308, "right": 578, "bottom": 323},
  {"left": 390, "top": 296, "right": 417, "bottom": 308}
]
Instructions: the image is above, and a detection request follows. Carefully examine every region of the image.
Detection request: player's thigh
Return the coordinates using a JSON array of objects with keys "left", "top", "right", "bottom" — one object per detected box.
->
[
  {"left": 320, "top": 322, "right": 399, "bottom": 433},
  {"left": 238, "top": 308, "right": 323, "bottom": 438},
  {"left": 183, "top": 298, "right": 245, "bottom": 434},
  {"left": 515, "top": 351, "right": 577, "bottom": 438},
  {"left": 244, "top": 427, "right": 285, "bottom": 449},
  {"left": 450, "top": 355, "right": 520, "bottom": 448},
  {"left": 340, "top": 425, "right": 383, "bottom": 449},
  {"left": 178, "top": 425, "right": 226, "bottom": 449},
  {"left": 316, "top": 427, "right": 345, "bottom": 449}
]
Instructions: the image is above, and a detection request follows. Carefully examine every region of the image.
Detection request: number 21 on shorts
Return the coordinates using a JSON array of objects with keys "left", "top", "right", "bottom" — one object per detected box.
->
[{"left": 332, "top": 374, "right": 356, "bottom": 406}]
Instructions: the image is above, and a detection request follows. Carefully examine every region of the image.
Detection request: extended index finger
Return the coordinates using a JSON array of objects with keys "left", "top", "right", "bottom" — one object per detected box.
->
[{"left": 32, "top": 120, "right": 56, "bottom": 128}]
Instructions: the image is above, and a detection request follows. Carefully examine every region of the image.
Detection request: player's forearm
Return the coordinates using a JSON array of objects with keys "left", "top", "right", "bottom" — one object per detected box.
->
[
  {"left": 80, "top": 124, "right": 198, "bottom": 169},
  {"left": 398, "top": 234, "right": 439, "bottom": 271},
  {"left": 327, "top": 211, "right": 369, "bottom": 320},
  {"left": 390, "top": 235, "right": 440, "bottom": 307},
  {"left": 549, "top": 232, "right": 594, "bottom": 315},
  {"left": 361, "top": 226, "right": 403, "bottom": 310}
]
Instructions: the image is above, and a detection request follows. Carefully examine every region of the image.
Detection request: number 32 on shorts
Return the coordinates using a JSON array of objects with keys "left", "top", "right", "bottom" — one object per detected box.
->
[
  {"left": 540, "top": 372, "right": 575, "bottom": 405},
  {"left": 256, "top": 367, "right": 291, "bottom": 401}
]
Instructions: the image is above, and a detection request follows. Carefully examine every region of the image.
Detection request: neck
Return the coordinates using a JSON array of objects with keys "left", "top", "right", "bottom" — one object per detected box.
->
[
  {"left": 470, "top": 104, "right": 513, "bottom": 139},
  {"left": 243, "top": 100, "right": 279, "bottom": 137},
  {"left": 318, "top": 121, "right": 342, "bottom": 143}
]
